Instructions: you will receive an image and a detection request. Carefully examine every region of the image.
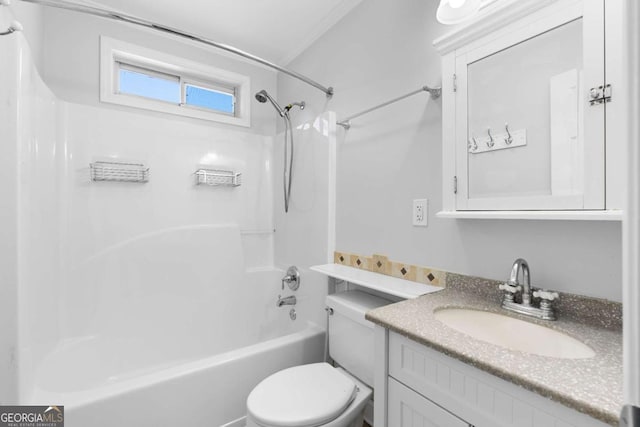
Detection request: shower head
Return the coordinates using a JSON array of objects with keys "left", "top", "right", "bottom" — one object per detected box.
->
[
  {"left": 254, "top": 90, "right": 268, "bottom": 103},
  {"left": 255, "top": 90, "right": 285, "bottom": 117}
]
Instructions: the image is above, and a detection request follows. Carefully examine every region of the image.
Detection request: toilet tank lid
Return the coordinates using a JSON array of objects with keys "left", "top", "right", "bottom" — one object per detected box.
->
[
  {"left": 247, "top": 363, "right": 356, "bottom": 427},
  {"left": 326, "top": 290, "right": 392, "bottom": 327}
]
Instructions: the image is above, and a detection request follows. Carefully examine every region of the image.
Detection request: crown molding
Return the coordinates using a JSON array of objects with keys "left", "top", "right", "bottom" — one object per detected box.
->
[{"left": 433, "top": 0, "right": 564, "bottom": 54}]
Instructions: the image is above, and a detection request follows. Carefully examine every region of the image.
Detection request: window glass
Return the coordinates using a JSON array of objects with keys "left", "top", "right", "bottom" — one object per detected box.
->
[
  {"left": 118, "top": 66, "right": 180, "bottom": 104},
  {"left": 185, "top": 84, "right": 235, "bottom": 114}
]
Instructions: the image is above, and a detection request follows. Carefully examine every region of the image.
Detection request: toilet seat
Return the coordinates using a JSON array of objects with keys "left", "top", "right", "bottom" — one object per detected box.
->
[{"left": 246, "top": 363, "right": 357, "bottom": 427}]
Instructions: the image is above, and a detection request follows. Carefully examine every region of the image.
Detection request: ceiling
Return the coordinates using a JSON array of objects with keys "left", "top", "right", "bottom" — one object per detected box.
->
[{"left": 85, "top": 0, "right": 364, "bottom": 65}]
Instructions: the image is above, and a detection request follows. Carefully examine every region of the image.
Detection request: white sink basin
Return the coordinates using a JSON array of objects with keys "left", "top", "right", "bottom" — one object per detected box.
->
[{"left": 434, "top": 308, "right": 595, "bottom": 359}]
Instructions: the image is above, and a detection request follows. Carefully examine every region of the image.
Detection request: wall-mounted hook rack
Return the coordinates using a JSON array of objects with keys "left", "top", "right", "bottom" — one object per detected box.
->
[
  {"left": 504, "top": 123, "right": 513, "bottom": 145},
  {"left": 486, "top": 128, "right": 495, "bottom": 148},
  {"left": 468, "top": 127, "right": 527, "bottom": 154},
  {"left": 468, "top": 137, "right": 478, "bottom": 152}
]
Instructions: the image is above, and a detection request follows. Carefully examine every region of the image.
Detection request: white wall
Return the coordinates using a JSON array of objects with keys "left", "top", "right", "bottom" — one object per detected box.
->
[
  {"left": 273, "top": 111, "right": 336, "bottom": 329},
  {"left": 0, "top": 16, "right": 21, "bottom": 404},
  {"left": 40, "top": 7, "right": 278, "bottom": 136},
  {"left": 278, "top": 0, "right": 622, "bottom": 302},
  {"left": 16, "top": 43, "right": 62, "bottom": 402},
  {"left": 1, "top": 2, "right": 289, "bottom": 403},
  {"left": 32, "top": 4, "right": 282, "bottom": 274},
  {"left": 60, "top": 103, "right": 273, "bottom": 261},
  {"left": 9, "top": 1, "right": 45, "bottom": 71},
  {"left": 37, "top": 4, "right": 281, "bottom": 358},
  {"left": 0, "top": 27, "right": 60, "bottom": 403}
]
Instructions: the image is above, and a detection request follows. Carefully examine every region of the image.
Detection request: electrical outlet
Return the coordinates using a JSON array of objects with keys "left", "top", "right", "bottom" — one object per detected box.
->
[{"left": 413, "top": 199, "right": 428, "bottom": 227}]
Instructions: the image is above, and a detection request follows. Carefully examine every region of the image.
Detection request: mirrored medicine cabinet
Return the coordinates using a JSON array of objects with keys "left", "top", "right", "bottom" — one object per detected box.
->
[{"left": 434, "top": 0, "right": 625, "bottom": 220}]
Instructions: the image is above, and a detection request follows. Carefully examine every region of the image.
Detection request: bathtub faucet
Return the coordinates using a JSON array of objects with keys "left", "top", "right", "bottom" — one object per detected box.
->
[
  {"left": 277, "top": 295, "right": 297, "bottom": 307},
  {"left": 281, "top": 266, "right": 300, "bottom": 291}
]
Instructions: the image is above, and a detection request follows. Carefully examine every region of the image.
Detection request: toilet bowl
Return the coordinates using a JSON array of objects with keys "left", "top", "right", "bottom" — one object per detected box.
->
[{"left": 245, "top": 290, "right": 393, "bottom": 427}]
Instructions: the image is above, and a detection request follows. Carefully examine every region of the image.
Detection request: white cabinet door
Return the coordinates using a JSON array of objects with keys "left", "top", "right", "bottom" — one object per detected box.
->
[
  {"left": 388, "top": 332, "right": 609, "bottom": 427},
  {"left": 388, "top": 377, "right": 470, "bottom": 427},
  {"left": 454, "top": 0, "right": 606, "bottom": 211}
]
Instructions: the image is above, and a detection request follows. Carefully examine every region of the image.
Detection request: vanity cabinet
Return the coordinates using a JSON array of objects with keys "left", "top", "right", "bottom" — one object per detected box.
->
[
  {"left": 375, "top": 330, "right": 610, "bottom": 427},
  {"left": 435, "top": 0, "right": 626, "bottom": 218}
]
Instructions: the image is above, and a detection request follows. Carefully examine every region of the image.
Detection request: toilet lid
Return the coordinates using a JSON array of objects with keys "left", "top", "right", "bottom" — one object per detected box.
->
[{"left": 247, "top": 363, "right": 357, "bottom": 427}]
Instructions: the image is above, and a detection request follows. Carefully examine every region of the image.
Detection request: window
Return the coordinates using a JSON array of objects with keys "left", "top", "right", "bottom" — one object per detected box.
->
[
  {"left": 116, "top": 64, "right": 236, "bottom": 115},
  {"left": 100, "top": 37, "right": 250, "bottom": 126}
]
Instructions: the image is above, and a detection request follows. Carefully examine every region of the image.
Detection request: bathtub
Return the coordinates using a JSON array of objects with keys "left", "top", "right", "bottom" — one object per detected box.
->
[
  {"left": 24, "top": 226, "right": 326, "bottom": 426},
  {"left": 32, "top": 324, "right": 324, "bottom": 427}
]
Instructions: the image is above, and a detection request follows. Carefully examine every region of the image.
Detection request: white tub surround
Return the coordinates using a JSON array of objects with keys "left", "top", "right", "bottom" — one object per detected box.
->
[
  {"left": 0, "top": 24, "right": 61, "bottom": 405},
  {"left": 1, "top": 17, "right": 330, "bottom": 427}
]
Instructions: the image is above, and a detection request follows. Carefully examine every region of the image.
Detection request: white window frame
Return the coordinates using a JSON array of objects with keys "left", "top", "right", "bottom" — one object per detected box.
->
[{"left": 100, "top": 36, "right": 251, "bottom": 127}]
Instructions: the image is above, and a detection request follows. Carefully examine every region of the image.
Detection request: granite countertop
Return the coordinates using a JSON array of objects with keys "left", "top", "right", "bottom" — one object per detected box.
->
[{"left": 365, "top": 273, "right": 623, "bottom": 426}]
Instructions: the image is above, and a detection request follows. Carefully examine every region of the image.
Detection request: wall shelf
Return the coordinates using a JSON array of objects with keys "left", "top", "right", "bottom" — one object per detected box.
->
[
  {"left": 90, "top": 161, "right": 149, "bottom": 183},
  {"left": 195, "top": 169, "right": 242, "bottom": 187},
  {"left": 436, "top": 210, "right": 623, "bottom": 221},
  {"left": 310, "top": 263, "right": 443, "bottom": 300}
]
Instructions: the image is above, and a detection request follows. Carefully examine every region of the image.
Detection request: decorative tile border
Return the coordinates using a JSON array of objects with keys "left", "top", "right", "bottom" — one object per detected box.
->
[
  {"left": 336, "top": 253, "right": 621, "bottom": 330},
  {"left": 334, "top": 251, "right": 447, "bottom": 287}
]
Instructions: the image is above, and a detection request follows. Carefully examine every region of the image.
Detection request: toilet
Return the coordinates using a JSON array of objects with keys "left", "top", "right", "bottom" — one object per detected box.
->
[{"left": 246, "top": 290, "right": 393, "bottom": 427}]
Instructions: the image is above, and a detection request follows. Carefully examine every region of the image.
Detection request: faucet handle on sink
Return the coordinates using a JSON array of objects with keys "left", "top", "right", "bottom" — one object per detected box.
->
[
  {"left": 499, "top": 282, "right": 521, "bottom": 293},
  {"left": 533, "top": 290, "right": 559, "bottom": 301},
  {"left": 498, "top": 282, "right": 521, "bottom": 304},
  {"left": 533, "top": 289, "right": 559, "bottom": 320}
]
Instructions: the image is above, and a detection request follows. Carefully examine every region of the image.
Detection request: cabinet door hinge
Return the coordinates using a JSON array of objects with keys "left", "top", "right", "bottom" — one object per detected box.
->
[
  {"left": 589, "top": 83, "right": 612, "bottom": 105},
  {"left": 453, "top": 74, "right": 457, "bottom": 92},
  {"left": 453, "top": 176, "right": 458, "bottom": 194}
]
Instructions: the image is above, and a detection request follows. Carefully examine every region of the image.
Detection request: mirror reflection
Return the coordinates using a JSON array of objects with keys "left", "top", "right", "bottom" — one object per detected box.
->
[{"left": 467, "top": 19, "right": 584, "bottom": 199}]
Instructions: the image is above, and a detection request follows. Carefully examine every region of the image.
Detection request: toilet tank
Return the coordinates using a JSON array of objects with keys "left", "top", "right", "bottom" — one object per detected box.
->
[{"left": 326, "top": 290, "right": 392, "bottom": 387}]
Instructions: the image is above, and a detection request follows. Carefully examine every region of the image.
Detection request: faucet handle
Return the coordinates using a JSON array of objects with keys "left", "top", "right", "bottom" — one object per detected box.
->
[
  {"left": 499, "top": 282, "right": 521, "bottom": 294},
  {"left": 533, "top": 289, "right": 559, "bottom": 301},
  {"left": 281, "top": 266, "right": 300, "bottom": 291}
]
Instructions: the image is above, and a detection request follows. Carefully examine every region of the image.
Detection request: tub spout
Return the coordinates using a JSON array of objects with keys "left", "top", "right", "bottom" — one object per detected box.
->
[{"left": 277, "top": 295, "right": 297, "bottom": 307}]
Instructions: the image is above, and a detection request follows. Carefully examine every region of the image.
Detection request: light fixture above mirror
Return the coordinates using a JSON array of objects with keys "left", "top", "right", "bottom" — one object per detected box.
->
[{"left": 436, "top": 0, "right": 481, "bottom": 24}]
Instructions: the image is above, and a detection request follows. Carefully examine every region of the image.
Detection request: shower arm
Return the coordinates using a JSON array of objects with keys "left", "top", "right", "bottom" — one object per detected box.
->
[
  {"left": 15, "top": 0, "right": 335, "bottom": 97},
  {"left": 336, "top": 85, "right": 442, "bottom": 130}
]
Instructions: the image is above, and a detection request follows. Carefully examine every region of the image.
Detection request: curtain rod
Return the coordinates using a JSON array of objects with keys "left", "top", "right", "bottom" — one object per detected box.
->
[
  {"left": 337, "top": 85, "right": 441, "bottom": 130},
  {"left": 16, "top": 0, "right": 335, "bottom": 97}
]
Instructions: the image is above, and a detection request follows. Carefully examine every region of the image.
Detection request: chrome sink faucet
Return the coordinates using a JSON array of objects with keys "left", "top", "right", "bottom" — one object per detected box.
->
[
  {"left": 498, "top": 258, "right": 559, "bottom": 320},
  {"left": 509, "top": 258, "right": 531, "bottom": 306}
]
